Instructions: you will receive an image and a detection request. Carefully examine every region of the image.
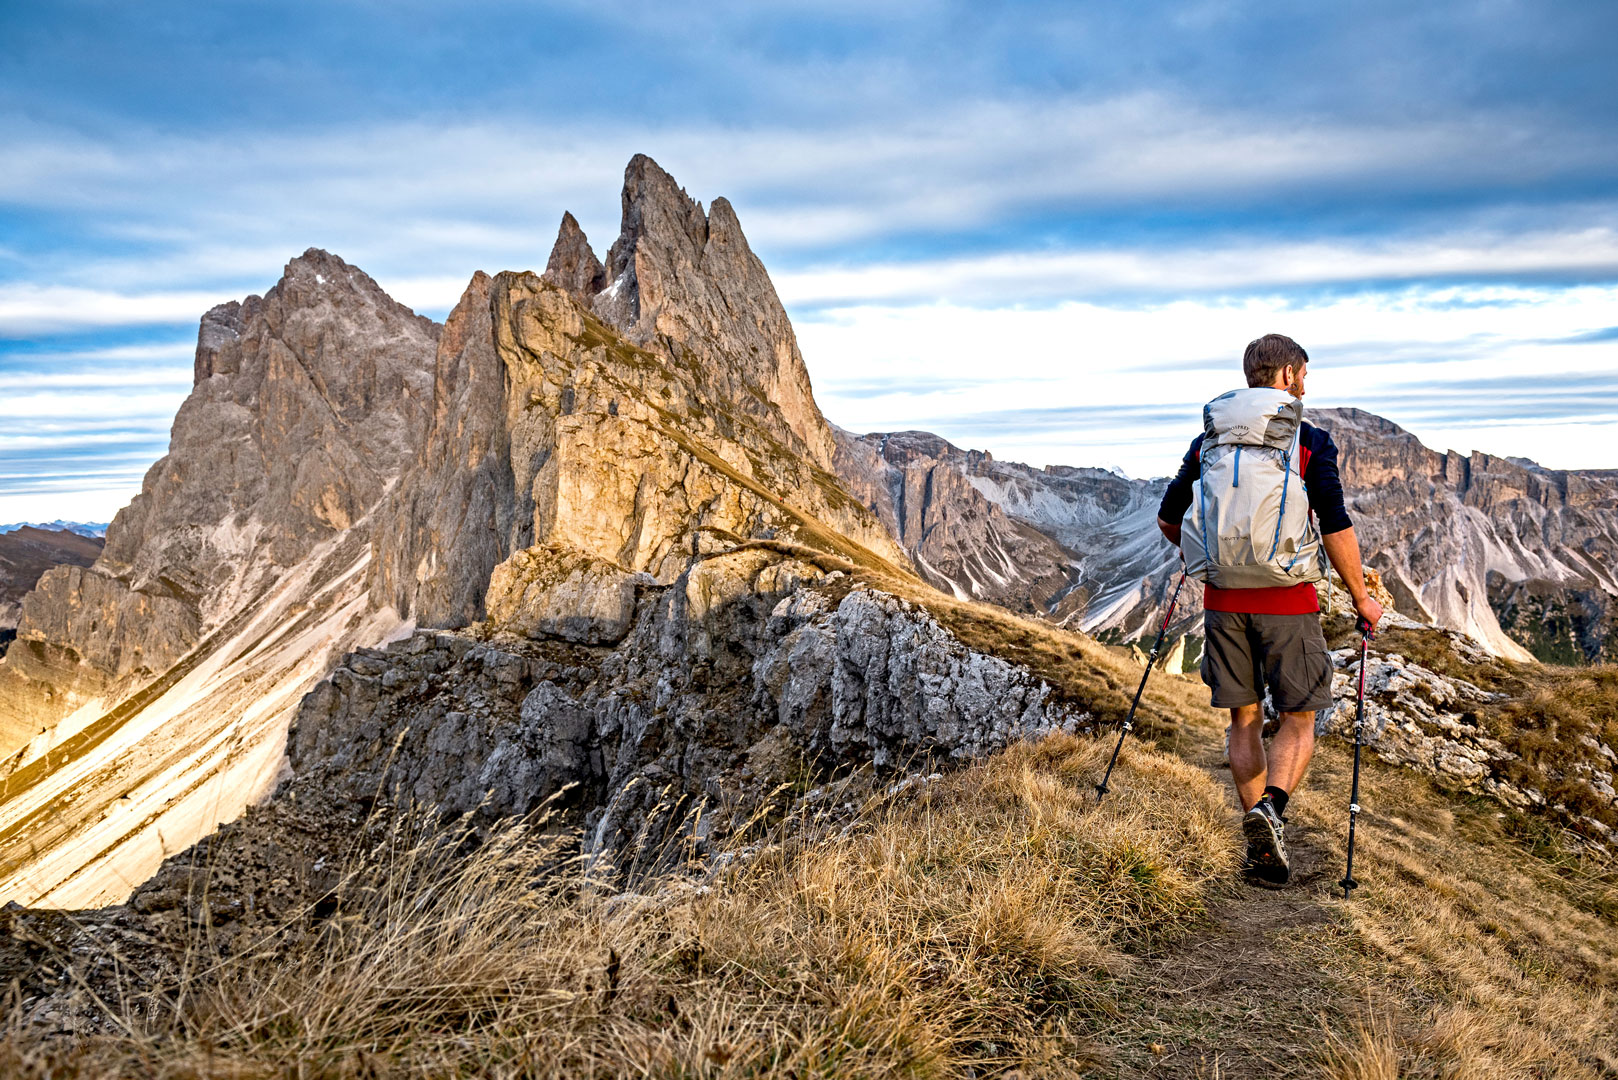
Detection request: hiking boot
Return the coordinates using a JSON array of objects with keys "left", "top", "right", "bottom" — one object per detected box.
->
[{"left": 1242, "top": 796, "right": 1290, "bottom": 885}]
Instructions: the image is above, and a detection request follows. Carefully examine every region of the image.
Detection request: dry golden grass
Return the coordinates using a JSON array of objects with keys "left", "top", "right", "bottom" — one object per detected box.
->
[
  {"left": 0, "top": 735, "right": 1239, "bottom": 1079},
  {"left": 1283, "top": 738, "right": 1618, "bottom": 1080},
  {"left": 1482, "top": 664, "right": 1618, "bottom": 833},
  {"left": 1321, "top": 1014, "right": 1402, "bottom": 1080},
  {"left": 1057, "top": 655, "right": 1618, "bottom": 1079}
]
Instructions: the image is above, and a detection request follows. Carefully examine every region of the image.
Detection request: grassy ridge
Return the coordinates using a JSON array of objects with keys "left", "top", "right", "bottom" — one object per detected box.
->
[{"left": 0, "top": 737, "right": 1237, "bottom": 1078}]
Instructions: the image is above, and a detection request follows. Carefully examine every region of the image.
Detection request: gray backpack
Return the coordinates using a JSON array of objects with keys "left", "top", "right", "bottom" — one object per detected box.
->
[{"left": 1180, "top": 388, "right": 1326, "bottom": 588}]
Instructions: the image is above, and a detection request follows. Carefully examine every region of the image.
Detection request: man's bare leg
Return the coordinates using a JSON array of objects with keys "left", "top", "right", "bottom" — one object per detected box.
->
[
  {"left": 1228, "top": 706, "right": 1317, "bottom": 810},
  {"left": 1227, "top": 703, "right": 1267, "bottom": 810},
  {"left": 1265, "top": 711, "right": 1318, "bottom": 796}
]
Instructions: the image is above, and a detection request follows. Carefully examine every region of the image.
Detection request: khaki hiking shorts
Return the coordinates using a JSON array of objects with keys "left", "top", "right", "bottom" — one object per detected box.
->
[{"left": 1200, "top": 610, "right": 1333, "bottom": 713}]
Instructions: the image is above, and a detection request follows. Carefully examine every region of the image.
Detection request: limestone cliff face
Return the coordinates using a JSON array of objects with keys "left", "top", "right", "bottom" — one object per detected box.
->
[
  {"left": 0, "top": 251, "right": 438, "bottom": 755},
  {"left": 372, "top": 157, "right": 907, "bottom": 634},
  {"left": 297, "top": 565, "right": 1095, "bottom": 875},
  {"left": 832, "top": 430, "right": 1084, "bottom": 617},
  {"left": 832, "top": 428, "right": 1170, "bottom": 633},
  {"left": 0, "top": 252, "right": 437, "bottom": 906}
]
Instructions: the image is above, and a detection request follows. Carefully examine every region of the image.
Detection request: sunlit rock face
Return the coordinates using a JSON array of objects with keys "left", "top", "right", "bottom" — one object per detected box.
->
[{"left": 369, "top": 154, "right": 907, "bottom": 632}]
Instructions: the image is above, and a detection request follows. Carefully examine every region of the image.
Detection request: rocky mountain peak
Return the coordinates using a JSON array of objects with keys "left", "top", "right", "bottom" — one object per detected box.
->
[
  {"left": 561, "top": 154, "right": 838, "bottom": 468},
  {"left": 604, "top": 155, "right": 709, "bottom": 269},
  {"left": 1312, "top": 407, "right": 1618, "bottom": 660},
  {"left": 193, "top": 301, "right": 243, "bottom": 384},
  {"left": 359, "top": 159, "right": 911, "bottom": 639},
  {"left": 269, "top": 248, "right": 425, "bottom": 330}
]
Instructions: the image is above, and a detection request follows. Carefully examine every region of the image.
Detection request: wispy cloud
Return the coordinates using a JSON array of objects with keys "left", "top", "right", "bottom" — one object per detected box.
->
[
  {"left": 1360, "top": 373, "right": 1618, "bottom": 425},
  {"left": 805, "top": 282, "right": 1618, "bottom": 475},
  {"left": 0, "top": 284, "right": 224, "bottom": 337},
  {"left": 1550, "top": 326, "right": 1618, "bottom": 345},
  {"left": 775, "top": 228, "right": 1618, "bottom": 308},
  {"left": 5, "top": 94, "right": 1617, "bottom": 291}
]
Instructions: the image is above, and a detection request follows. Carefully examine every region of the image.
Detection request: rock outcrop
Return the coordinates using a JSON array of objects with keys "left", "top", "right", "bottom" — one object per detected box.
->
[
  {"left": 1314, "top": 641, "right": 1616, "bottom": 847},
  {"left": 1316, "top": 645, "right": 1516, "bottom": 798},
  {"left": 0, "top": 527, "right": 103, "bottom": 644},
  {"left": 0, "top": 250, "right": 436, "bottom": 753},
  {"left": 294, "top": 565, "right": 1094, "bottom": 875}
]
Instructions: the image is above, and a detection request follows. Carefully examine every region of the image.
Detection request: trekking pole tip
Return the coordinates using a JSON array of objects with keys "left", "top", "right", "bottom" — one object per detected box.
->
[{"left": 1340, "top": 876, "right": 1359, "bottom": 898}]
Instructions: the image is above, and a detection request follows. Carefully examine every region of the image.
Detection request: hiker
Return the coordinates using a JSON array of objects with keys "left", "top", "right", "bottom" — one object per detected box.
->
[{"left": 1156, "top": 334, "right": 1382, "bottom": 885}]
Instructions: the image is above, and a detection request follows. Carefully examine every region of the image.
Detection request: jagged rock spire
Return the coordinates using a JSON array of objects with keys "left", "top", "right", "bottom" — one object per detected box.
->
[
  {"left": 541, "top": 212, "right": 607, "bottom": 303},
  {"left": 551, "top": 154, "right": 838, "bottom": 468}
]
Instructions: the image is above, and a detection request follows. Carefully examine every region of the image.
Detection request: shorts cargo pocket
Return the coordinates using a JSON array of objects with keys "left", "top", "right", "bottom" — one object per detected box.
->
[{"left": 1292, "top": 639, "right": 1333, "bottom": 712}]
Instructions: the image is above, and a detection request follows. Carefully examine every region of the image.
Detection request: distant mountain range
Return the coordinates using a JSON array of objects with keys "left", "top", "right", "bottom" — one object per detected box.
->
[
  {"left": 836, "top": 414, "right": 1618, "bottom": 665},
  {"left": 0, "top": 526, "right": 105, "bottom": 646},
  {"left": 0, "top": 521, "right": 108, "bottom": 538}
]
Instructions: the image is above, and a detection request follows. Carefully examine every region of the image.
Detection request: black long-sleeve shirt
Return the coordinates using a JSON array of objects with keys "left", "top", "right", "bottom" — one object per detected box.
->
[{"left": 1157, "top": 422, "right": 1354, "bottom": 536}]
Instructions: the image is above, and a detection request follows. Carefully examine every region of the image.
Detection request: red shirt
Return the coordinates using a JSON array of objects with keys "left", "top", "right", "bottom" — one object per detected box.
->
[{"left": 1204, "top": 582, "right": 1320, "bottom": 615}]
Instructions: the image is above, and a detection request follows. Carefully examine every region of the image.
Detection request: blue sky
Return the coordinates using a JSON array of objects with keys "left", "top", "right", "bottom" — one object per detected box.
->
[{"left": 3, "top": 0, "right": 1617, "bottom": 521}]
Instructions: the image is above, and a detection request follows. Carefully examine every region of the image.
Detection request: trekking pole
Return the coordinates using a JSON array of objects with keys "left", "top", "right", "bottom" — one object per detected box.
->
[
  {"left": 1096, "top": 571, "right": 1188, "bottom": 801},
  {"left": 1340, "top": 617, "right": 1375, "bottom": 898}
]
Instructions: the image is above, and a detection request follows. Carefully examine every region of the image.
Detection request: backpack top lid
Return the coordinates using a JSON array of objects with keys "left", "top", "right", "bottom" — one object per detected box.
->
[{"left": 1201, "top": 388, "right": 1302, "bottom": 451}]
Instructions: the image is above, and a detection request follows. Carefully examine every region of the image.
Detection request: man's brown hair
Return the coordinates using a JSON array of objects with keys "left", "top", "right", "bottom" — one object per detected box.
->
[{"left": 1243, "top": 334, "right": 1309, "bottom": 388}]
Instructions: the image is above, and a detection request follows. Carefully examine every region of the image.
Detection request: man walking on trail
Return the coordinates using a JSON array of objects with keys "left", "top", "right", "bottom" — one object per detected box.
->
[{"left": 1156, "top": 334, "right": 1383, "bottom": 885}]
